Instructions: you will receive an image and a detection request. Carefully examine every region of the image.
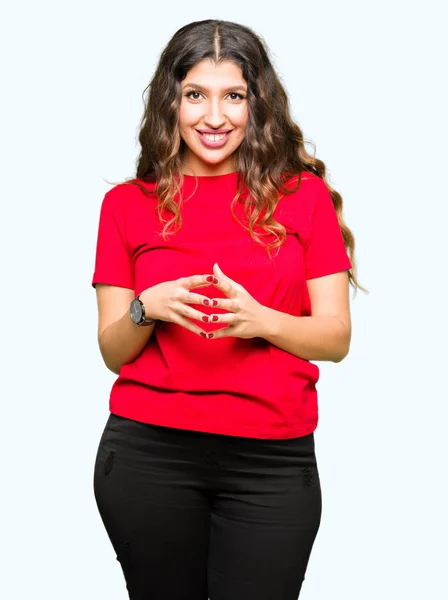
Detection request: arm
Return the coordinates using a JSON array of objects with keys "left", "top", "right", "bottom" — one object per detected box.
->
[
  {"left": 259, "top": 270, "right": 352, "bottom": 363},
  {"left": 207, "top": 178, "right": 353, "bottom": 356},
  {"left": 96, "top": 284, "right": 155, "bottom": 374}
]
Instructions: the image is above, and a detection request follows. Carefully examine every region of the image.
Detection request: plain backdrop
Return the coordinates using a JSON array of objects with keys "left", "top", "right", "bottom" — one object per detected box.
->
[{"left": 1, "top": 0, "right": 447, "bottom": 598}]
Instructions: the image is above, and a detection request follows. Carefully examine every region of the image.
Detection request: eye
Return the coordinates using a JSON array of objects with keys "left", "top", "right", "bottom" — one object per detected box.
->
[
  {"left": 228, "top": 92, "right": 246, "bottom": 100},
  {"left": 184, "top": 90, "right": 246, "bottom": 101},
  {"left": 185, "top": 91, "right": 203, "bottom": 100}
]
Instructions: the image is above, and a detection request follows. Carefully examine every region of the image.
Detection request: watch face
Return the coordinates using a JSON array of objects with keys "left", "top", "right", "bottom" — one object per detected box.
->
[{"left": 130, "top": 298, "right": 143, "bottom": 323}]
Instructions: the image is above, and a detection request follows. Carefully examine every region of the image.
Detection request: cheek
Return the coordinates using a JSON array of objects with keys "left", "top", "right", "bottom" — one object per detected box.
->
[
  {"left": 179, "top": 102, "right": 204, "bottom": 128},
  {"left": 232, "top": 106, "right": 249, "bottom": 129}
]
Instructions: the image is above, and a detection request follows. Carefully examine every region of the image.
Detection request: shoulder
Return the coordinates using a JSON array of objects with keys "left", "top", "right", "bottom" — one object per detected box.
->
[
  {"left": 278, "top": 171, "right": 329, "bottom": 215},
  {"left": 282, "top": 171, "right": 327, "bottom": 196},
  {"left": 101, "top": 178, "right": 157, "bottom": 212}
]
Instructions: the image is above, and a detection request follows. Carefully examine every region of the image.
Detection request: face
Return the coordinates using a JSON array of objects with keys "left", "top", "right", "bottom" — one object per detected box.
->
[{"left": 178, "top": 59, "right": 249, "bottom": 176}]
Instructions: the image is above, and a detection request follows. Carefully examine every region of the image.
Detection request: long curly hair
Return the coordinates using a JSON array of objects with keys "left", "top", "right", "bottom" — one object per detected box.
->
[{"left": 111, "top": 19, "right": 367, "bottom": 294}]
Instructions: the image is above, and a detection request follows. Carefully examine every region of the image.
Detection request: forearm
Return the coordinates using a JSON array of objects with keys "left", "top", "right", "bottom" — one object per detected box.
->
[
  {"left": 99, "top": 310, "right": 155, "bottom": 374},
  {"left": 259, "top": 307, "right": 351, "bottom": 363}
]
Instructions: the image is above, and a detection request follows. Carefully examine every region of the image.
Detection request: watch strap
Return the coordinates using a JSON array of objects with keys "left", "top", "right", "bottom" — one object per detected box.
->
[{"left": 136, "top": 294, "right": 156, "bottom": 326}]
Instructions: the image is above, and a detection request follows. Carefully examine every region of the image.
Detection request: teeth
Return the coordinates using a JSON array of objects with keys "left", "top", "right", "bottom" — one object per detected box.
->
[{"left": 202, "top": 133, "right": 227, "bottom": 141}]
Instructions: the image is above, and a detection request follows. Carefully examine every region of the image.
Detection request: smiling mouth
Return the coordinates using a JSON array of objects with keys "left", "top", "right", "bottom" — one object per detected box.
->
[{"left": 196, "top": 130, "right": 233, "bottom": 141}]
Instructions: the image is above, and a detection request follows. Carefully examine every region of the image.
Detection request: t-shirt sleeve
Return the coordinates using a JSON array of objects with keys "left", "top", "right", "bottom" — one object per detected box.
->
[
  {"left": 91, "top": 190, "right": 134, "bottom": 289},
  {"left": 304, "top": 178, "right": 352, "bottom": 280}
]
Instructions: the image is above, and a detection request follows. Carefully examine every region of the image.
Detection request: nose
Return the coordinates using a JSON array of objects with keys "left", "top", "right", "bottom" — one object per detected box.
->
[{"left": 203, "top": 97, "right": 227, "bottom": 129}]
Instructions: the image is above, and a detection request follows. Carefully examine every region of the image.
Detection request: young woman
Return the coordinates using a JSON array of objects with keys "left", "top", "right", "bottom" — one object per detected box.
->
[{"left": 91, "top": 19, "right": 367, "bottom": 600}]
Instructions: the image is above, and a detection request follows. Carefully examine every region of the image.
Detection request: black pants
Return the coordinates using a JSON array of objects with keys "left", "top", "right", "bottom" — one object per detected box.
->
[{"left": 93, "top": 413, "right": 322, "bottom": 600}]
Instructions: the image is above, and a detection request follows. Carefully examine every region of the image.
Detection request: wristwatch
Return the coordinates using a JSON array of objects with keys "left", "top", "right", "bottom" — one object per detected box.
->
[{"left": 129, "top": 294, "right": 156, "bottom": 326}]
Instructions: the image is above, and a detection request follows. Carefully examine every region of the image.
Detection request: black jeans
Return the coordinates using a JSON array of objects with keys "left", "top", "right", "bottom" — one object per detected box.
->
[{"left": 93, "top": 413, "right": 322, "bottom": 600}]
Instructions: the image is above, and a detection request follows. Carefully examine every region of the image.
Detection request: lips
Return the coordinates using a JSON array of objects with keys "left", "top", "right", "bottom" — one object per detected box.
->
[
  {"left": 196, "top": 129, "right": 233, "bottom": 134},
  {"left": 195, "top": 130, "right": 232, "bottom": 148}
]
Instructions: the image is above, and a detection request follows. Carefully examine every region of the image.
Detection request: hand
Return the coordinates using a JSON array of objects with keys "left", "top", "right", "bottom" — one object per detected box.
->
[
  {"left": 139, "top": 274, "right": 218, "bottom": 337},
  {"left": 206, "top": 263, "right": 266, "bottom": 340}
]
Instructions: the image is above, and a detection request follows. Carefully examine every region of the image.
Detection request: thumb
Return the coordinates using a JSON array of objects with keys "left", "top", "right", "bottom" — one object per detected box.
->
[
  {"left": 214, "top": 262, "right": 237, "bottom": 285},
  {"left": 213, "top": 262, "right": 227, "bottom": 278},
  {"left": 213, "top": 262, "right": 243, "bottom": 293}
]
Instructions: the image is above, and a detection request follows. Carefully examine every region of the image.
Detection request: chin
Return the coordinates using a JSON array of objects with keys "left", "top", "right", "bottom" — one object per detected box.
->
[{"left": 200, "top": 154, "right": 232, "bottom": 165}]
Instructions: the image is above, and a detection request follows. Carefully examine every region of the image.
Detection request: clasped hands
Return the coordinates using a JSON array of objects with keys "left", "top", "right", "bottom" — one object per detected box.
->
[{"left": 143, "top": 262, "right": 267, "bottom": 340}]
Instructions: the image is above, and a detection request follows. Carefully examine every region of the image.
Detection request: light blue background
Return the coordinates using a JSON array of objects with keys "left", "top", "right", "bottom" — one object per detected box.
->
[{"left": 1, "top": 0, "right": 446, "bottom": 598}]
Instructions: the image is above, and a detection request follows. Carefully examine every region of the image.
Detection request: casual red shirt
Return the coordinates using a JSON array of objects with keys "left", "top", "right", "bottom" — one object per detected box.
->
[{"left": 91, "top": 171, "right": 352, "bottom": 439}]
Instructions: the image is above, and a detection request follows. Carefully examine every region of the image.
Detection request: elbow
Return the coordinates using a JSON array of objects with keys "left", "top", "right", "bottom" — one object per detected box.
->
[
  {"left": 333, "top": 340, "right": 351, "bottom": 363},
  {"left": 107, "top": 363, "right": 121, "bottom": 375},
  {"left": 332, "top": 323, "right": 351, "bottom": 363},
  {"left": 102, "top": 353, "right": 121, "bottom": 374},
  {"left": 332, "top": 347, "right": 349, "bottom": 363},
  {"left": 332, "top": 351, "right": 348, "bottom": 363},
  {"left": 98, "top": 340, "right": 122, "bottom": 375},
  {"left": 103, "top": 350, "right": 123, "bottom": 375}
]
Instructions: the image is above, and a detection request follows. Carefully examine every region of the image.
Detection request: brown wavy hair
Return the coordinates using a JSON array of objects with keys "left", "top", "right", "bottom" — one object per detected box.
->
[{"left": 110, "top": 19, "right": 367, "bottom": 294}]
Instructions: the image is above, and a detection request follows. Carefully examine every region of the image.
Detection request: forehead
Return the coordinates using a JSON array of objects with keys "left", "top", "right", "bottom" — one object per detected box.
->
[{"left": 183, "top": 60, "right": 246, "bottom": 88}]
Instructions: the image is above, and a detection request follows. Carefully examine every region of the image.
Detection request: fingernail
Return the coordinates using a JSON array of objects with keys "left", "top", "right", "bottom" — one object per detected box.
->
[
  {"left": 213, "top": 277, "right": 218, "bottom": 284},
  {"left": 211, "top": 316, "right": 219, "bottom": 322},
  {"left": 206, "top": 276, "right": 214, "bottom": 282},
  {"left": 212, "top": 300, "right": 218, "bottom": 307},
  {"left": 200, "top": 332, "right": 207, "bottom": 338},
  {"left": 203, "top": 299, "right": 210, "bottom": 306},
  {"left": 202, "top": 316, "right": 209, "bottom": 322},
  {"left": 207, "top": 333, "right": 214, "bottom": 339}
]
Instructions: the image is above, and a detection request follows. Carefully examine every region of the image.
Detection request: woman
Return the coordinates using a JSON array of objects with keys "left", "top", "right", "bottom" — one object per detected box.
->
[{"left": 91, "top": 19, "right": 367, "bottom": 600}]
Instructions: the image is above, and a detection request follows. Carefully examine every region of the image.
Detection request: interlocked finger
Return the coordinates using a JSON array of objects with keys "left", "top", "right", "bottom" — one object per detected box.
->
[
  {"left": 177, "top": 301, "right": 211, "bottom": 326},
  {"left": 172, "top": 311, "right": 208, "bottom": 337},
  {"left": 211, "top": 298, "right": 240, "bottom": 312},
  {"left": 179, "top": 273, "right": 218, "bottom": 290},
  {"left": 201, "top": 311, "right": 235, "bottom": 326},
  {"left": 183, "top": 291, "right": 215, "bottom": 308}
]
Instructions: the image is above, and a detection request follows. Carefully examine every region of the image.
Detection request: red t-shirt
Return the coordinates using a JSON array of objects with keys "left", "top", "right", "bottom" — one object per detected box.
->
[{"left": 91, "top": 171, "right": 352, "bottom": 439}]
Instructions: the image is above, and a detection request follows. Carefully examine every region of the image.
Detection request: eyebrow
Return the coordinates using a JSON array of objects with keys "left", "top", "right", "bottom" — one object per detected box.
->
[{"left": 182, "top": 83, "right": 247, "bottom": 93}]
